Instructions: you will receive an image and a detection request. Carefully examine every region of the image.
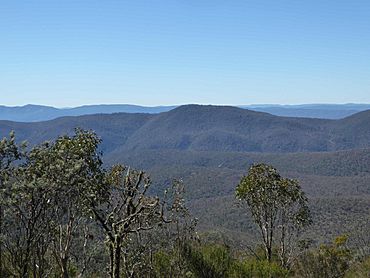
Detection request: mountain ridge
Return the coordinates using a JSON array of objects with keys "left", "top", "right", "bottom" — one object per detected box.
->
[
  {"left": 1, "top": 105, "right": 370, "bottom": 154},
  {"left": 1, "top": 103, "right": 370, "bottom": 122}
]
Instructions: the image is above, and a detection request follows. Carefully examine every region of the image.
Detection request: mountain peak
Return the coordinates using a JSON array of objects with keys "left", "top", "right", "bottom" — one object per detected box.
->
[{"left": 169, "top": 104, "right": 266, "bottom": 116}]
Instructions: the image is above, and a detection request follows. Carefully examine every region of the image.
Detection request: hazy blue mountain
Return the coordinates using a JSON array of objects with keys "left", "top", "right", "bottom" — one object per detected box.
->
[
  {"left": 1, "top": 105, "right": 370, "bottom": 154},
  {"left": 241, "top": 103, "right": 370, "bottom": 119},
  {"left": 0, "top": 104, "right": 61, "bottom": 122},
  {"left": 0, "top": 104, "right": 176, "bottom": 122},
  {"left": 1, "top": 103, "right": 370, "bottom": 122}
]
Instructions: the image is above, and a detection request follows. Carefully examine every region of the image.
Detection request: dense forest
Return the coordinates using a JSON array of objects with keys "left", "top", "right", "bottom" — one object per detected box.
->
[{"left": 1, "top": 130, "right": 369, "bottom": 277}]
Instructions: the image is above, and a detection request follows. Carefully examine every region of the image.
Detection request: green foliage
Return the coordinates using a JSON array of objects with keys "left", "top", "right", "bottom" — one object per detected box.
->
[
  {"left": 0, "top": 129, "right": 107, "bottom": 277},
  {"left": 0, "top": 131, "right": 25, "bottom": 276},
  {"left": 153, "top": 251, "right": 173, "bottom": 277},
  {"left": 1, "top": 130, "right": 199, "bottom": 278},
  {"left": 295, "top": 235, "right": 353, "bottom": 278},
  {"left": 199, "top": 244, "right": 234, "bottom": 276},
  {"left": 236, "top": 163, "right": 311, "bottom": 266},
  {"left": 229, "top": 259, "right": 289, "bottom": 278},
  {"left": 345, "top": 256, "right": 370, "bottom": 278},
  {"left": 182, "top": 243, "right": 232, "bottom": 278},
  {"left": 182, "top": 243, "right": 288, "bottom": 278}
]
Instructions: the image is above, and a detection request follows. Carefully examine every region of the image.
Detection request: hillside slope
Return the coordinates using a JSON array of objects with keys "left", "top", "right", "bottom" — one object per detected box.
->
[
  {"left": 111, "top": 148, "right": 370, "bottom": 244},
  {"left": 0, "top": 113, "right": 151, "bottom": 153},
  {"left": 123, "top": 105, "right": 331, "bottom": 152}
]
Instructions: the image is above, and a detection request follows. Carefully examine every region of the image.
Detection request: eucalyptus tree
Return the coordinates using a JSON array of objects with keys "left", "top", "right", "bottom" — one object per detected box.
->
[
  {"left": 1, "top": 160, "right": 53, "bottom": 277},
  {"left": 90, "top": 164, "right": 170, "bottom": 278},
  {"left": 236, "top": 163, "right": 311, "bottom": 268},
  {"left": 159, "top": 180, "right": 198, "bottom": 277},
  {"left": 0, "top": 131, "right": 24, "bottom": 276},
  {"left": 24, "top": 129, "right": 105, "bottom": 278}
]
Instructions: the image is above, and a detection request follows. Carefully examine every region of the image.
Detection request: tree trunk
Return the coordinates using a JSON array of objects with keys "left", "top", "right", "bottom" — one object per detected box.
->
[
  {"left": 22, "top": 260, "right": 29, "bottom": 278},
  {"left": 279, "top": 212, "right": 288, "bottom": 268},
  {"left": 265, "top": 245, "right": 272, "bottom": 262},
  {"left": 61, "top": 257, "right": 69, "bottom": 278},
  {"left": 113, "top": 237, "right": 122, "bottom": 278},
  {"left": 109, "top": 243, "right": 114, "bottom": 278}
]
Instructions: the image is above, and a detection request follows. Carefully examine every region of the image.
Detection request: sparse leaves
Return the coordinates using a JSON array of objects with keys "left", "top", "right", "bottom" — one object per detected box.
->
[{"left": 236, "top": 163, "right": 312, "bottom": 268}]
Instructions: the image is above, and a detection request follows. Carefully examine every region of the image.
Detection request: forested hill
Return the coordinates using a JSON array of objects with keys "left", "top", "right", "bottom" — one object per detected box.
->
[{"left": 1, "top": 105, "right": 370, "bottom": 154}]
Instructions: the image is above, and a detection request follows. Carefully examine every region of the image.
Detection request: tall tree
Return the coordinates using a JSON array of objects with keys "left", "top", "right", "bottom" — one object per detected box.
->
[
  {"left": 1, "top": 164, "right": 53, "bottom": 277},
  {"left": 160, "top": 180, "right": 198, "bottom": 277},
  {"left": 23, "top": 129, "right": 105, "bottom": 278},
  {"left": 236, "top": 163, "right": 311, "bottom": 267},
  {"left": 0, "top": 131, "right": 24, "bottom": 276},
  {"left": 90, "top": 165, "right": 168, "bottom": 278}
]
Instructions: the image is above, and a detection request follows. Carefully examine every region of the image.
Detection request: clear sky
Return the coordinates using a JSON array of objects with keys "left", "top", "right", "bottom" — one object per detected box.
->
[{"left": 1, "top": 0, "right": 369, "bottom": 107}]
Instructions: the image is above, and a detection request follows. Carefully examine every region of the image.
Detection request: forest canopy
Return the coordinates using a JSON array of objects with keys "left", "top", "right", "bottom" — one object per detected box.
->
[{"left": 0, "top": 130, "right": 369, "bottom": 277}]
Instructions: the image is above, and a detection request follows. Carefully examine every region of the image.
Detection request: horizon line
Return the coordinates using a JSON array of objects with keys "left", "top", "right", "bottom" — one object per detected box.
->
[{"left": 1, "top": 102, "right": 370, "bottom": 109}]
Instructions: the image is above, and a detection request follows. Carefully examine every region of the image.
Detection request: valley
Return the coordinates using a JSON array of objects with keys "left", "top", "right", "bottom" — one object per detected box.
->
[{"left": 1, "top": 105, "right": 369, "bottom": 246}]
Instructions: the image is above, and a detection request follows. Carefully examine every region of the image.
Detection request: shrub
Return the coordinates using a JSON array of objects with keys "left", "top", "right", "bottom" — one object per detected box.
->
[{"left": 229, "top": 259, "right": 289, "bottom": 278}]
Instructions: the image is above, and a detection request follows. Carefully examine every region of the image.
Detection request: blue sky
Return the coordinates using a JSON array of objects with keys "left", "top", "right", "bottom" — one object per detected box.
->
[{"left": 1, "top": 0, "right": 369, "bottom": 107}]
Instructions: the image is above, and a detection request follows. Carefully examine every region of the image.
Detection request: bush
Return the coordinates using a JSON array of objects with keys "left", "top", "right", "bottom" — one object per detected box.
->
[
  {"left": 229, "top": 259, "right": 289, "bottom": 278},
  {"left": 344, "top": 256, "right": 370, "bottom": 278},
  {"left": 182, "top": 243, "right": 232, "bottom": 278},
  {"left": 183, "top": 243, "right": 288, "bottom": 278},
  {"left": 294, "top": 235, "right": 352, "bottom": 278}
]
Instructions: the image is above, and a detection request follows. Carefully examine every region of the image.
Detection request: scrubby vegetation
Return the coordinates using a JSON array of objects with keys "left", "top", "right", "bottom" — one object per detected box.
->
[{"left": 1, "top": 130, "right": 369, "bottom": 277}]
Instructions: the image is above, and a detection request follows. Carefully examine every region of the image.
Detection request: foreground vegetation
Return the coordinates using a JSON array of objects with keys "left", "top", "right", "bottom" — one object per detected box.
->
[{"left": 0, "top": 130, "right": 369, "bottom": 277}]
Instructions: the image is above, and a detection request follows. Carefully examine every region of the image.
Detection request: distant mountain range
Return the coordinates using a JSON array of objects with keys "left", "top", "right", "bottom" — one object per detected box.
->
[
  {"left": 0, "top": 104, "right": 176, "bottom": 122},
  {"left": 1, "top": 104, "right": 369, "bottom": 242},
  {"left": 1, "top": 103, "right": 370, "bottom": 122},
  {"left": 1, "top": 105, "right": 370, "bottom": 154},
  {"left": 242, "top": 103, "right": 370, "bottom": 119}
]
